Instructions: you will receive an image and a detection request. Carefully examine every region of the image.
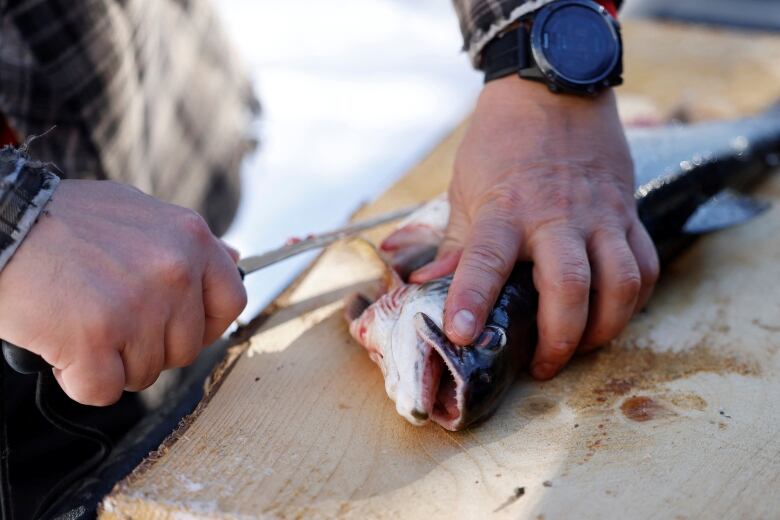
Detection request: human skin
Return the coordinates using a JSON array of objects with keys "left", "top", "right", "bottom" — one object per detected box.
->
[
  {"left": 410, "top": 77, "right": 659, "bottom": 380},
  {"left": 0, "top": 180, "right": 247, "bottom": 405}
]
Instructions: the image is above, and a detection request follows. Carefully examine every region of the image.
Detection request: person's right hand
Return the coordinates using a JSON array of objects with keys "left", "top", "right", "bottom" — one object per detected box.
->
[{"left": 0, "top": 180, "right": 247, "bottom": 406}]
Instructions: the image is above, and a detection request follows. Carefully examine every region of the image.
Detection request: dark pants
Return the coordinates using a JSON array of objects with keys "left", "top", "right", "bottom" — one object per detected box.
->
[{"left": 1, "top": 362, "right": 144, "bottom": 519}]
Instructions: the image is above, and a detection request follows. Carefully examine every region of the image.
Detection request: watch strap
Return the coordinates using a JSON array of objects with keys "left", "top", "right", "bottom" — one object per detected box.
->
[{"left": 482, "top": 26, "right": 529, "bottom": 83}]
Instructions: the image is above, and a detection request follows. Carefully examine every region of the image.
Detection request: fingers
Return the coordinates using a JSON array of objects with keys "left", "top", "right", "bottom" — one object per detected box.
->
[
  {"left": 122, "top": 326, "right": 166, "bottom": 392},
  {"left": 579, "top": 228, "right": 641, "bottom": 351},
  {"left": 219, "top": 240, "right": 241, "bottom": 263},
  {"left": 409, "top": 250, "right": 460, "bottom": 283},
  {"left": 202, "top": 243, "right": 247, "bottom": 345},
  {"left": 54, "top": 350, "right": 125, "bottom": 406},
  {"left": 530, "top": 228, "right": 590, "bottom": 380},
  {"left": 164, "top": 285, "right": 207, "bottom": 369},
  {"left": 627, "top": 222, "right": 660, "bottom": 313},
  {"left": 409, "top": 203, "right": 470, "bottom": 283},
  {"left": 443, "top": 207, "right": 521, "bottom": 345}
]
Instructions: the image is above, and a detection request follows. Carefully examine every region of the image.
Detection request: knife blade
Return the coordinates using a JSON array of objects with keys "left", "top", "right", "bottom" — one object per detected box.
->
[{"left": 237, "top": 204, "right": 419, "bottom": 276}]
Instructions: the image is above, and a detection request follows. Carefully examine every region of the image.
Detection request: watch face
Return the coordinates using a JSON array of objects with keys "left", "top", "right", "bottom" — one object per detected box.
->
[{"left": 533, "top": 2, "right": 619, "bottom": 86}]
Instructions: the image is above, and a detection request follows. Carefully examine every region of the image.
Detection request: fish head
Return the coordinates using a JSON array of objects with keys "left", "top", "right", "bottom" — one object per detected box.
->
[
  {"left": 411, "top": 312, "right": 519, "bottom": 431},
  {"left": 346, "top": 289, "right": 402, "bottom": 375},
  {"left": 409, "top": 266, "right": 537, "bottom": 431},
  {"left": 347, "top": 283, "right": 447, "bottom": 426},
  {"left": 347, "top": 265, "right": 535, "bottom": 431}
]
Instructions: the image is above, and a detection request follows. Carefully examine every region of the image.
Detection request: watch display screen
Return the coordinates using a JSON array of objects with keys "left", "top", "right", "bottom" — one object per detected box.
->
[{"left": 538, "top": 5, "right": 618, "bottom": 83}]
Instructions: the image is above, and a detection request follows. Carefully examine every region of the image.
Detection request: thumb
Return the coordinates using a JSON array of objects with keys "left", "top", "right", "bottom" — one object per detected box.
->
[{"left": 441, "top": 205, "right": 521, "bottom": 345}]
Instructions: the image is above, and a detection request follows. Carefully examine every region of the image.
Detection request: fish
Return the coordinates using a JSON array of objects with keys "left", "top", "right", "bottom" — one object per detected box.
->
[{"left": 345, "top": 104, "right": 780, "bottom": 431}]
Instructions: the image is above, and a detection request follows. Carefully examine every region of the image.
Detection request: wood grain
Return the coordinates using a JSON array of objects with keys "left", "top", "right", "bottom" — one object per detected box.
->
[{"left": 101, "top": 21, "right": 780, "bottom": 519}]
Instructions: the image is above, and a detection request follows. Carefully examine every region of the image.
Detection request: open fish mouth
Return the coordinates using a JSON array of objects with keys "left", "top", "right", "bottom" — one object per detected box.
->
[
  {"left": 415, "top": 335, "right": 462, "bottom": 429},
  {"left": 411, "top": 314, "right": 468, "bottom": 431}
]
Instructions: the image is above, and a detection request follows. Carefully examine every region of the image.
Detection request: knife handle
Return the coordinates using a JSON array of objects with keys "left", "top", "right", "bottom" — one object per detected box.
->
[
  {"left": 2, "top": 266, "right": 247, "bottom": 375},
  {"left": 2, "top": 340, "right": 49, "bottom": 374}
]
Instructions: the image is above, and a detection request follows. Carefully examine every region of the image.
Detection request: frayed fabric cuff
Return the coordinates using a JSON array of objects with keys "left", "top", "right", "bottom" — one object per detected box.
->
[
  {"left": 0, "top": 147, "right": 61, "bottom": 272},
  {"left": 465, "top": 0, "right": 558, "bottom": 68}
]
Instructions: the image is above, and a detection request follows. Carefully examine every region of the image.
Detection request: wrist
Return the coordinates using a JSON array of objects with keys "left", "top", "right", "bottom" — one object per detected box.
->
[
  {"left": 0, "top": 148, "right": 60, "bottom": 273},
  {"left": 480, "top": 75, "right": 617, "bottom": 116},
  {"left": 480, "top": 0, "right": 623, "bottom": 95}
]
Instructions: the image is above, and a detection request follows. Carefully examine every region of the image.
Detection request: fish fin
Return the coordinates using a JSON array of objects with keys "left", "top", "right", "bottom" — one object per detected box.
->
[
  {"left": 414, "top": 312, "right": 466, "bottom": 378},
  {"left": 683, "top": 190, "right": 771, "bottom": 234},
  {"left": 348, "top": 238, "right": 404, "bottom": 290}
]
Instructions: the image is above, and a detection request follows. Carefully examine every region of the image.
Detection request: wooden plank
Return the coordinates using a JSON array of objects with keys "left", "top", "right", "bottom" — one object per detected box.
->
[{"left": 101, "top": 21, "right": 780, "bottom": 518}]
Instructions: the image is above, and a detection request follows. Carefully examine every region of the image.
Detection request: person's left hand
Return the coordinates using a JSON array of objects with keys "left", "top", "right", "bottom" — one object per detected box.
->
[{"left": 410, "top": 77, "right": 659, "bottom": 380}]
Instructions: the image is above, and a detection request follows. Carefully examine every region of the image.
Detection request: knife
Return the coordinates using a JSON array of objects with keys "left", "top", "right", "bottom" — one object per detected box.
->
[
  {"left": 237, "top": 205, "right": 418, "bottom": 276},
  {"left": 3, "top": 204, "right": 420, "bottom": 374}
]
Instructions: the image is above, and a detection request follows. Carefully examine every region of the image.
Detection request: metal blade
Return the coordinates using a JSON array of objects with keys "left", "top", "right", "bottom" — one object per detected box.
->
[{"left": 237, "top": 204, "right": 421, "bottom": 275}]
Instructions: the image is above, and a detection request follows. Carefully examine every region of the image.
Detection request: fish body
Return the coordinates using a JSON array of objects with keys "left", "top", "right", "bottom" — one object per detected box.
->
[{"left": 347, "top": 105, "right": 780, "bottom": 431}]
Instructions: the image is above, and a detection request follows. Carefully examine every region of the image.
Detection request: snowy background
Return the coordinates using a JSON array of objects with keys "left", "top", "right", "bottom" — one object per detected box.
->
[{"left": 217, "top": 1, "right": 483, "bottom": 320}]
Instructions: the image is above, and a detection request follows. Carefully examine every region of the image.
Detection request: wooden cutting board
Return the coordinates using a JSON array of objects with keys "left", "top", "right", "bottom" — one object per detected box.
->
[{"left": 100, "top": 21, "right": 780, "bottom": 519}]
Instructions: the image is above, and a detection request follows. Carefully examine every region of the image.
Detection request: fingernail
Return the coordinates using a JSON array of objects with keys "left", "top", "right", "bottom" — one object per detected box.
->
[
  {"left": 450, "top": 309, "right": 476, "bottom": 341},
  {"left": 532, "top": 362, "right": 557, "bottom": 380}
]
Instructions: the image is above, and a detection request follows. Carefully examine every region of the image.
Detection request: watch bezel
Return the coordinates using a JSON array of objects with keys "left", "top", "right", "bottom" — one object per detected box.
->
[{"left": 528, "top": 0, "right": 621, "bottom": 94}]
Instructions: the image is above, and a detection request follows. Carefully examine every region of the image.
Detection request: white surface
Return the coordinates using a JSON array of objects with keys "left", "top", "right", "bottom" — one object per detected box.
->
[{"left": 216, "top": 1, "right": 482, "bottom": 320}]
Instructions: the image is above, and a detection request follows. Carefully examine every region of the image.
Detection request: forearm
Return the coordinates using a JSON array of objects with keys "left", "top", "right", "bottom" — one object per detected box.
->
[
  {"left": 0, "top": 147, "right": 60, "bottom": 271},
  {"left": 451, "top": 0, "right": 622, "bottom": 67}
]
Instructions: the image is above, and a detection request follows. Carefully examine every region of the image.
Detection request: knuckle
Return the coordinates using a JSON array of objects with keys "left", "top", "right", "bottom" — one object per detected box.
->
[
  {"left": 601, "top": 188, "right": 634, "bottom": 219},
  {"left": 177, "top": 210, "right": 212, "bottom": 243},
  {"left": 611, "top": 271, "right": 642, "bottom": 303},
  {"left": 121, "top": 288, "right": 146, "bottom": 316},
  {"left": 490, "top": 190, "right": 523, "bottom": 215},
  {"left": 158, "top": 254, "right": 194, "bottom": 289},
  {"left": 167, "top": 344, "right": 201, "bottom": 368},
  {"left": 85, "top": 311, "right": 120, "bottom": 345},
  {"left": 543, "top": 339, "right": 579, "bottom": 361},
  {"left": 454, "top": 286, "right": 491, "bottom": 313},
  {"left": 553, "top": 265, "right": 590, "bottom": 302},
  {"left": 549, "top": 190, "right": 577, "bottom": 213},
  {"left": 464, "top": 244, "right": 513, "bottom": 280}
]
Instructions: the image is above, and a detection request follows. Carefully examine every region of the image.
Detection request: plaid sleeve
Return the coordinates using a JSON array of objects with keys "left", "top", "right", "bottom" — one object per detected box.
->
[
  {"left": 0, "top": 147, "right": 60, "bottom": 272},
  {"left": 451, "top": 0, "right": 623, "bottom": 67}
]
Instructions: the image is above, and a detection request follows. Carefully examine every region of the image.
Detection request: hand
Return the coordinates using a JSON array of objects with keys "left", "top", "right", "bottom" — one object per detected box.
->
[
  {"left": 410, "top": 78, "right": 659, "bottom": 380},
  {"left": 0, "top": 180, "right": 246, "bottom": 405}
]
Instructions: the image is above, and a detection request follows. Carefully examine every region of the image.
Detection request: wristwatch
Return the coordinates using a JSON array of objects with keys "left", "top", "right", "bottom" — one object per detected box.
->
[{"left": 481, "top": 0, "right": 623, "bottom": 96}]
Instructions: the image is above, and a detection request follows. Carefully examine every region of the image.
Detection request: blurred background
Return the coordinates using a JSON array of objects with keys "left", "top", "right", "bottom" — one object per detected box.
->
[{"left": 217, "top": 0, "right": 780, "bottom": 320}]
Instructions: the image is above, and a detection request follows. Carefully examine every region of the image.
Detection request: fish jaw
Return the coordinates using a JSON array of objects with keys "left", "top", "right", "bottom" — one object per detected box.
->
[
  {"left": 414, "top": 313, "right": 513, "bottom": 431},
  {"left": 413, "top": 265, "right": 538, "bottom": 431}
]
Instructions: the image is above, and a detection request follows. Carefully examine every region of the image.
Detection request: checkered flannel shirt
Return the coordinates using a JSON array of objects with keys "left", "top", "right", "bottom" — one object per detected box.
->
[
  {"left": 452, "top": 0, "right": 622, "bottom": 65},
  {"left": 0, "top": 0, "right": 258, "bottom": 272}
]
